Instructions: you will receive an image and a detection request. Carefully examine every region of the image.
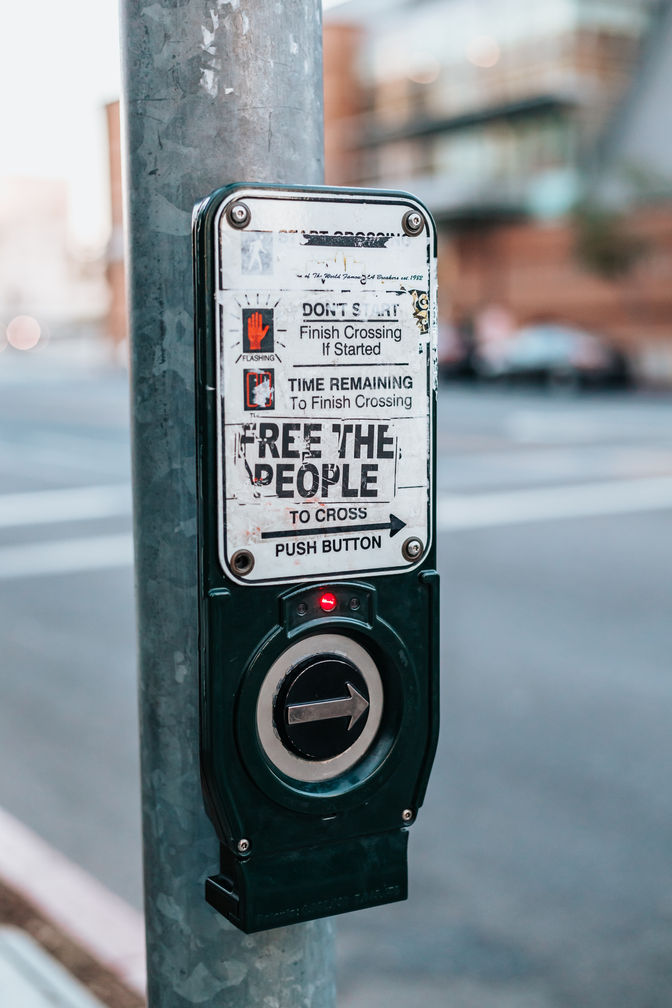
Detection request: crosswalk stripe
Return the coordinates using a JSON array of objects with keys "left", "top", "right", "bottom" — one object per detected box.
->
[
  {"left": 0, "top": 484, "right": 131, "bottom": 529},
  {"left": 0, "top": 533, "right": 134, "bottom": 580},
  {"left": 438, "top": 475, "right": 672, "bottom": 530}
]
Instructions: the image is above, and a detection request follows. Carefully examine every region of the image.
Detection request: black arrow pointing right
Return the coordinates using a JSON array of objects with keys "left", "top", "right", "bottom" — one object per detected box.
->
[{"left": 260, "top": 513, "right": 407, "bottom": 541}]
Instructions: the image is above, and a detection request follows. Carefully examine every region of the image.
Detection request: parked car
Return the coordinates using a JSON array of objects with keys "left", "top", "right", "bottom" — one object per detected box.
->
[
  {"left": 438, "top": 319, "right": 478, "bottom": 379},
  {"left": 476, "top": 323, "right": 630, "bottom": 389}
]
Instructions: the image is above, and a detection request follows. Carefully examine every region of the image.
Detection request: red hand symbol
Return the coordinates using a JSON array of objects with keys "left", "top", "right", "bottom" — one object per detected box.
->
[{"left": 247, "top": 311, "right": 270, "bottom": 350}]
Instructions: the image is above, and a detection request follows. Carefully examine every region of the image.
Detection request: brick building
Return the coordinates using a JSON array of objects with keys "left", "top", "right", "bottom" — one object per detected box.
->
[{"left": 104, "top": 102, "right": 127, "bottom": 357}]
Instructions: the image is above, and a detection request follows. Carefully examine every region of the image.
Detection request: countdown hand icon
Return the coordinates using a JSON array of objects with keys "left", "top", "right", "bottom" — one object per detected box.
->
[{"left": 246, "top": 311, "right": 270, "bottom": 350}]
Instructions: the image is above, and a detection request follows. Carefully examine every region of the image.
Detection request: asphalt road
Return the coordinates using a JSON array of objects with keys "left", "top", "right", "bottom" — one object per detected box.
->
[{"left": 1, "top": 341, "right": 671, "bottom": 1007}]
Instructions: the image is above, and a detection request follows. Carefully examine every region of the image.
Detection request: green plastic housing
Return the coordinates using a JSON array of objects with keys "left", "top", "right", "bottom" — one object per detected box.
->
[{"left": 193, "top": 183, "right": 440, "bottom": 933}]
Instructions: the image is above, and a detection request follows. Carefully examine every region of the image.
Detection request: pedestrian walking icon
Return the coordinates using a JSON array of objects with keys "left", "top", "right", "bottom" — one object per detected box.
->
[{"left": 241, "top": 232, "right": 273, "bottom": 274}]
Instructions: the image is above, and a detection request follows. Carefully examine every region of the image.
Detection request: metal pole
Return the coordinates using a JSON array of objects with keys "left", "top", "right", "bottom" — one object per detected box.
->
[{"left": 120, "top": 2, "right": 333, "bottom": 1005}]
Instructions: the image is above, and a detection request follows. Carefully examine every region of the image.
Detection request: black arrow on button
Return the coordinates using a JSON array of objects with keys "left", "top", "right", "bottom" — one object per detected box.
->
[{"left": 261, "top": 513, "right": 406, "bottom": 541}]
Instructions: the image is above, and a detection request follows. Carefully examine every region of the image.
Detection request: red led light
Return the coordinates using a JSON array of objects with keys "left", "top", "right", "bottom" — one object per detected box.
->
[{"left": 319, "top": 592, "right": 338, "bottom": 613}]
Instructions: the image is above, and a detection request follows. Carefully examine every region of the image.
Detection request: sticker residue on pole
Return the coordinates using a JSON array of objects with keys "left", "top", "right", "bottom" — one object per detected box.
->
[{"left": 215, "top": 190, "right": 437, "bottom": 584}]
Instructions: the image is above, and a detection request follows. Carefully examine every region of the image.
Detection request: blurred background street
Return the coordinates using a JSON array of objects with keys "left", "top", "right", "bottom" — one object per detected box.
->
[
  {"left": 2, "top": 0, "right": 672, "bottom": 1004},
  {"left": 1, "top": 343, "right": 671, "bottom": 1006}
]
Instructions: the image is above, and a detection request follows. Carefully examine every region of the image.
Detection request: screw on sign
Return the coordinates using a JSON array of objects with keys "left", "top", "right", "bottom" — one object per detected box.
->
[
  {"left": 228, "top": 201, "right": 251, "bottom": 228},
  {"left": 402, "top": 209, "right": 425, "bottom": 236},
  {"left": 402, "top": 537, "right": 423, "bottom": 562}
]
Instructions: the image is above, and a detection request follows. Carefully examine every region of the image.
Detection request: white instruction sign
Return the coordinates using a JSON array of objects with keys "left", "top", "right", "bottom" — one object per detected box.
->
[{"left": 215, "top": 188, "right": 437, "bottom": 584}]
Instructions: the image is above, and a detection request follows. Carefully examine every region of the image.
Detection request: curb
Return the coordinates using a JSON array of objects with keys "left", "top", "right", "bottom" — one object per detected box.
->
[{"left": 0, "top": 806, "right": 146, "bottom": 997}]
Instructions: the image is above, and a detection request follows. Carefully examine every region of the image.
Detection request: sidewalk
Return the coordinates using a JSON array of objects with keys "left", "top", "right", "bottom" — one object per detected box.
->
[{"left": 0, "top": 807, "right": 145, "bottom": 1007}]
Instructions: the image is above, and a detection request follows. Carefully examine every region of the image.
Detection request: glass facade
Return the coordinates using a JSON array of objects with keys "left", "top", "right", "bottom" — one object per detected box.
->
[{"left": 331, "top": 0, "right": 654, "bottom": 218}]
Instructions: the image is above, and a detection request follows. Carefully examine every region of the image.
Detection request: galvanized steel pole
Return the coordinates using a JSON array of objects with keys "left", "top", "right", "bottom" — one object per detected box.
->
[{"left": 120, "top": 2, "right": 333, "bottom": 1005}]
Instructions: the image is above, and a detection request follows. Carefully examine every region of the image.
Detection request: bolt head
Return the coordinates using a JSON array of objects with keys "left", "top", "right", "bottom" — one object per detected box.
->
[
  {"left": 227, "top": 202, "right": 251, "bottom": 228},
  {"left": 237, "top": 838, "right": 250, "bottom": 854},
  {"left": 402, "top": 536, "right": 423, "bottom": 562},
  {"left": 231, "top": 549, "right": 255, "bottom": 575},
  {"left": 402, "top": 809, "right": 414, "bottom": 823},
  {"left": 402, "top": 209, "right": 425, "bottom": 236}
]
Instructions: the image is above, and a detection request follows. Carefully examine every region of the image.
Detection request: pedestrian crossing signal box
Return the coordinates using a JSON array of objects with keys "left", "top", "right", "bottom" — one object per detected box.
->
[{"left": 193, "top": 183, "right": 439, "bottom": 933}]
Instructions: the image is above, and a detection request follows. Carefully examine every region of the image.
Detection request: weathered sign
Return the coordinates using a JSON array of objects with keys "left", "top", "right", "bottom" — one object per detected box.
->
[{"left": 215, "top": 189, "right": 437, "bottom": 583}]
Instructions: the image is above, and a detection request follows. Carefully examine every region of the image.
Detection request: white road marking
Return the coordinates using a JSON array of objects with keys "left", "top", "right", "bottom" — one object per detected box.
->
[
  {"left": 0, "top": 484, "right": 131, "bottom": 529},
  {"left": 0, "top": 439, "right": 128, "bottom": 479},
  {"left": 438, "top": 475, "right": 672, "bottom": 531},
  {"left": 506, "top": 408, "right": 666, "bottom": 444},
  {"left": 0, "top": 533, "right": 134, "bottom": 580},
  {"left": 1, "top": 477, "right": 670, "bottom": 578}
]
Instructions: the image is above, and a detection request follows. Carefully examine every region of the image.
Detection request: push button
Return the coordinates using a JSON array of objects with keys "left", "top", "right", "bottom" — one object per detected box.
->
[
  {"left": 275, "top": 655, "right": 370, "bottom": 760},
  {"left": 255, "top": 633, "right": 384, "bottom": 783}
]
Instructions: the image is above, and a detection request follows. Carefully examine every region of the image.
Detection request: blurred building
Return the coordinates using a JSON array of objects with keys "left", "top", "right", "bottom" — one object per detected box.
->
[
  {"left": 104, "top": 1, "right": 672, "bottom": 381},
  {"left": 330, "top": 0, "right": 654, "bottom": 212},
  {"left": 324, "top": 23, "right": 365, "bottom": 186},
  {"left": 0, "top": 177, "right": 107, "bottom": 346},
  {"left": 324, "top": 0, "right": 672, "bottom": 381},
  {"left": 105, "top": 102, "right": 127, "bottom": 357}
]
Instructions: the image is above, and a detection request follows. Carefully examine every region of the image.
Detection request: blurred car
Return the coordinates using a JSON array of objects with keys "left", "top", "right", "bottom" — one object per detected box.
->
[
  {"left": 438, "top": 319, "right": 478, "bottom": 379},
  {"left": 476, "top": 323, "right": 630, "bottom": 390}
]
